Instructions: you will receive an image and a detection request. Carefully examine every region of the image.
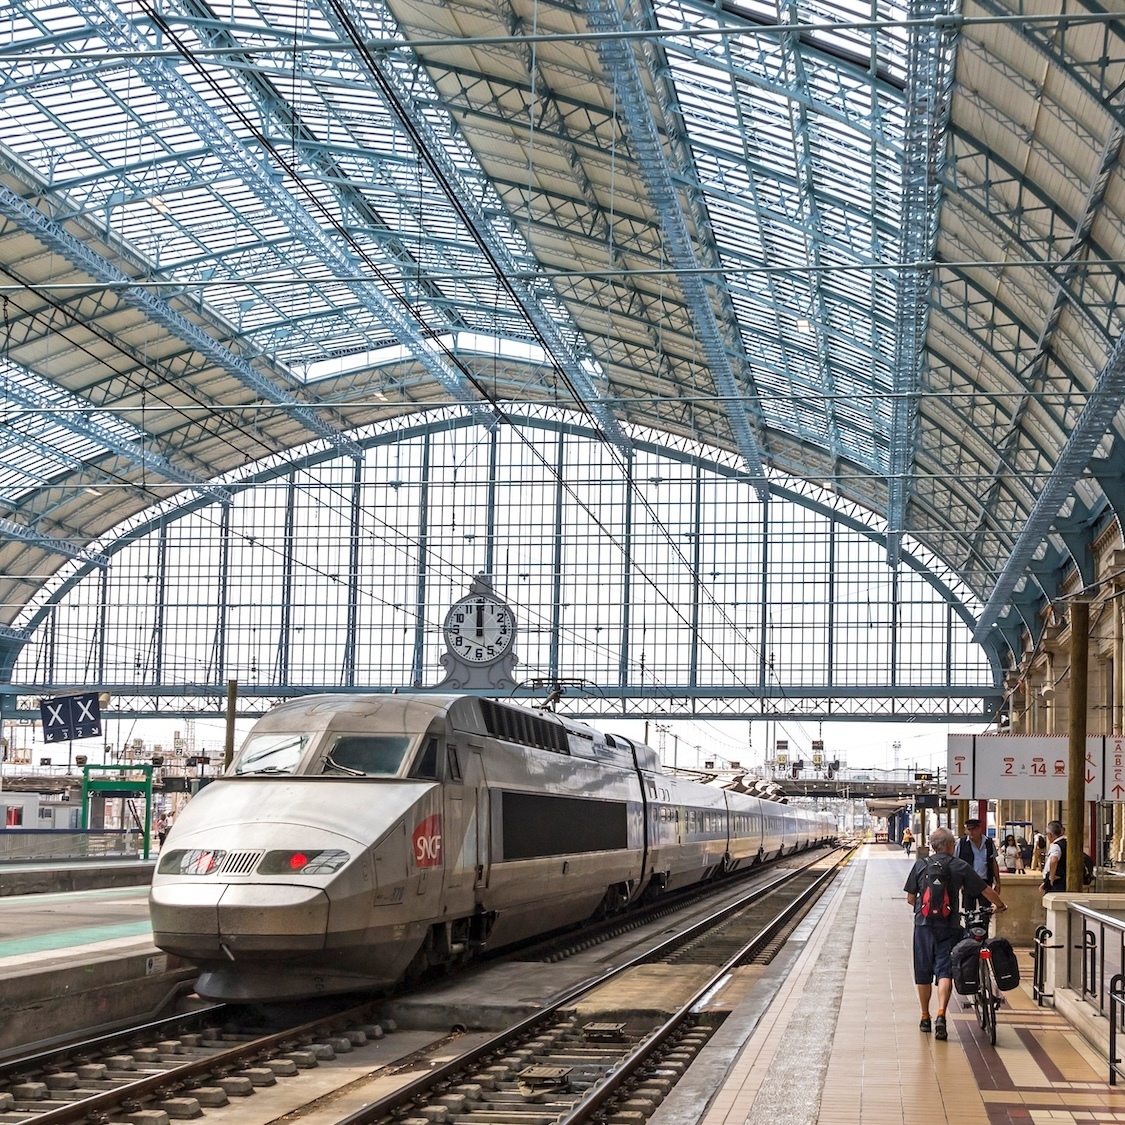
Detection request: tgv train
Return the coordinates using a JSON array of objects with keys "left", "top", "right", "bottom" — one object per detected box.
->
[{"left": 150, "top": 694, "right": 836, "bottom": 1000}]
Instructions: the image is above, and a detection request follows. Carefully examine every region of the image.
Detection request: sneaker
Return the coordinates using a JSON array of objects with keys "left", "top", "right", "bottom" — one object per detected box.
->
[
  {"left": 919, "top": 1016, "right": 932, "bottom": 1033},
  {"left": 934, "top": 1015, "right": 948, "bottom": 1040}
]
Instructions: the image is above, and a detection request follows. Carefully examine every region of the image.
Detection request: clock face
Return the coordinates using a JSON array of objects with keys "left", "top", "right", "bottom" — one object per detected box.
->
[{"left": 444, "top": 595, "right": 515, "bottom": 664}]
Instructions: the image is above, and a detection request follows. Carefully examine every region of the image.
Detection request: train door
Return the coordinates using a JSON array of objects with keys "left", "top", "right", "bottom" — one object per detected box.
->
[
  {"left": 444, "top": 743, "right": 468, "bottom": 891},
  {"left": 473, "top": 752, "right": 490, "bottom": 890}
]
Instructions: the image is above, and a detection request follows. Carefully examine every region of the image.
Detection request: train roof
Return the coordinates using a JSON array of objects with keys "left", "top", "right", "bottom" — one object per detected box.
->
[{"left": 250, "top": 693, "right": 663, "bottom": 772}]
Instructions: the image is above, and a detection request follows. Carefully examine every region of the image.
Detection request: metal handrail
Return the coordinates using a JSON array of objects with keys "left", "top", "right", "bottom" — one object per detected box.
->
[
  {"left": 1066, "top": 903, "right": 1125, "bottom": 1021},
  {"left": 1109, "top": 974, "right": 1125, "bottom": 1085},
  {"left": 1032, "top": 925, "right": 1059, "bottom": 1005}
]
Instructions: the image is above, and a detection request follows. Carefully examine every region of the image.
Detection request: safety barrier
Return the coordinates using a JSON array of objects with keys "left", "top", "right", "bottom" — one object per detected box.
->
[
  {"left": 1109, "top": 974, "right": 1125, "bottom": 1085},
  {"left": 0, "top": 829, "right": 141, "bottom": 862},
  {"left": 1032, "top": 924, "right": 1059, "bottom": 1005},
  {"left": 1066, "top": 903, "right": 1125, "bottom": 1021}
]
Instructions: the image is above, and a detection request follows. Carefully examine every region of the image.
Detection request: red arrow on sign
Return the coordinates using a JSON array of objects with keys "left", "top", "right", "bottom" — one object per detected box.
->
[
  {"left": 949, "top": 784, "right": 961, "bottom": 796},
  {"left": 1086, "top": 771, "right": 1096, "bottom": 784},
  {"left": 1114, "top": 784, "right": 1125, "bottom": 797}
]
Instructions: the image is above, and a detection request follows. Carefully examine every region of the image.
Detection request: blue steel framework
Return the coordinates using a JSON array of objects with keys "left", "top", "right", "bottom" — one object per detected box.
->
[
  {"left": 2, "top": 0, "right": 1125, "bottom": 707},
  {"left": 5, "top": 411, "right": 998, "bottom": 721}
]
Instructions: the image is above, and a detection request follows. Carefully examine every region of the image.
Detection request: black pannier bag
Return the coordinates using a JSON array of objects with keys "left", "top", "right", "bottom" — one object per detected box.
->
[
  {"left": 951, "top": 937, "right": 980, "bottom": 995},
  {"left": 985, "top": 936, "right": 1021, "bottom": 991}
]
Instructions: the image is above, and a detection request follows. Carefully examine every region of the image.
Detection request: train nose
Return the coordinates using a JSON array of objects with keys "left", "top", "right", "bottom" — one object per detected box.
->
[
  {"left": 150, "top": 882, "right": 330, "bottom": 959},
  {"left": 218, "top": 883, "right": 330, "bottom": 953}
]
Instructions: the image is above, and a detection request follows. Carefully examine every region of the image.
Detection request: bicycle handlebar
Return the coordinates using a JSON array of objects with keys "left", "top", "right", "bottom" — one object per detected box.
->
[{"left": 961, "top": 906, "right": 994, "bottom": 922}]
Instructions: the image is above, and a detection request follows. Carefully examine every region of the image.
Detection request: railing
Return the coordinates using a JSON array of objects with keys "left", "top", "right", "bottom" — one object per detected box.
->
[
  {"left": 0, "top": 829, "right": 145, "bottom": 862},
  {"left": 1033, "top": 925, "right": 1059, "bottom": 1005},
  {"left": 1066, "top": 903, "right": 1125, "bottom": 1023}
]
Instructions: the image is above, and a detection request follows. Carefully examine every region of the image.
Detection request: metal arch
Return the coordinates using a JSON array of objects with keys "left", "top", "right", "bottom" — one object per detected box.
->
[
  {"left": 888, "top": 0, "right": 957, "bottom": 569},
  {"left": 0, "top": 183, "right": 364, "bottom": 463},
  {"left": 926, "top": 261, "right": 1097, "bottom": 476},
  {"left": 581, "top": 0, "right": 769, "bottom": 497},
  {"left": 12, "top": 406, "right": 987, "bottom": 637},
  {"left": 775, "top": 0, "right": 844, "bottom": 473},
  {"left": 939, "top": 122, "right": 1125, "bottom": 574},
  {"left": 60, "top": 0, "right": 494, "bottom": 432},
  {"left": 0, "top": 516, "right": 109, "bottom": 569},
  {"left": 662, "top": 12, "right": 907, "bottom": 149},
  {"left": 1, "top": 366, "right": 233, "bottom": 508},
  {"left": 162, "top": 0, "right": 631, "bottom": 457},
  {"left": 973, "top": 327, "right": 1125, "bottom": 640},
  {"left": 406, "top": 31, "right": 729, "bottom": 429},
  {"left": 651, "top": 6, "right": 902, "bottom": 479},
  {"left": 317, "top": 0, "right": 633, "bottom": 457},
  {"left": 925, "top": 258, "right": 1111, "bottom": 598},
  {"left": 970, "top": 0, "right": 1125, "bottom": 137}
]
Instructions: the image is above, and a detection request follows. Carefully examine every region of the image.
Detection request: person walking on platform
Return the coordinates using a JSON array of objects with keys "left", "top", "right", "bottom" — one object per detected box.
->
[
  {"left": 957, "top": 817, "right": 1001, "bottom": 912},
  {"left": 1002, "top": 834, "right": 1025, "bottom": 874},
  {"left": 905, "top": 826, "right": 1007, "bottom": 1040},
  {"left": 902, "top": 827, "right": 914, "bottom": 856},
  {"left": 1031, "top": 832, "right": 1046, "bottom": 872}
]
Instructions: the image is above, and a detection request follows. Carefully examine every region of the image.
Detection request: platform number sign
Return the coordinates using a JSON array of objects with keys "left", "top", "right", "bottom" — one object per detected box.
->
[{"left": 39, "top": 692, "right": 102, "bottom": 743}]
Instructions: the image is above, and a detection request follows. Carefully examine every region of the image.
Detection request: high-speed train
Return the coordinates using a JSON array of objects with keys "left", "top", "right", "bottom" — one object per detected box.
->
[{"left": 150, "top": 694, "right": 836, "bottom": 1000}]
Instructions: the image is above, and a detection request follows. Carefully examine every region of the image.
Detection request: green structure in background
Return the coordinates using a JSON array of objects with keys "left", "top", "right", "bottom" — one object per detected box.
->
[{"left": 79, "top": 764, "right": 154, "bottom": 859}]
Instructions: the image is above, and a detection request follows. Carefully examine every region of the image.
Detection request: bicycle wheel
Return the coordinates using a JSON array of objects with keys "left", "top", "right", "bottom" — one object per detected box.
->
[
  {"left": 980, "top": 961, "right": 997, "bottom": 1045},
  {"left": 973, "top": 979, "right": 987, "bottom": 1029}
]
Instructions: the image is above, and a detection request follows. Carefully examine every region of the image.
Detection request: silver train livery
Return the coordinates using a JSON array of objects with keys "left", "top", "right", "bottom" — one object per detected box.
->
[{"left": 150, "top": 694, "right": 836, "bottom": 1000}]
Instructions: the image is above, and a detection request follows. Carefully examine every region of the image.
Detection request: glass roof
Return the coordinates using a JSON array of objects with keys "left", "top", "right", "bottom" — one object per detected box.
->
[{"left": 4, "top": 0, "right": 1125, "bottom": 656}]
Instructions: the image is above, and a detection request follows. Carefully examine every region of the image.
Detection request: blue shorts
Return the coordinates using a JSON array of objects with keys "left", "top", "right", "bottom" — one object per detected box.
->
[{"left": 913, "top": 925, "right": 960, "bottom": 985}]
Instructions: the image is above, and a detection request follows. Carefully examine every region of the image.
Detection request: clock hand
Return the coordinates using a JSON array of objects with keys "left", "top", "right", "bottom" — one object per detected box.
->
[{"left": 475, "top": 603, "right": 483, "bottom": 638}]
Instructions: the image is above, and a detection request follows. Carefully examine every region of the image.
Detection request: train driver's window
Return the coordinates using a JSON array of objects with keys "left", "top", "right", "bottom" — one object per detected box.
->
[
  {"left": 447, "top": 745, "right": 462, "bottom": 782},
  {"left": 409, "top": 737, "right": 441, "bottom": 780},
  {"left": 323, "top": 735, "right": 413, "bottom": 776},
  {"left": 233, "top": 733, "right": 309, "bottom": 775}
]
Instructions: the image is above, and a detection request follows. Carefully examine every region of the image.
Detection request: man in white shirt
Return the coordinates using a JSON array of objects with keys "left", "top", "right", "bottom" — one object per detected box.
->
[{"left": 1040, "top": 820, "right": 1065, "bottom": 893}]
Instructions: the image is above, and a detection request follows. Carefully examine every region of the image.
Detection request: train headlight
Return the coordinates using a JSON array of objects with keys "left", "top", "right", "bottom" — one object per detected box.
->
[
  {"left": 257, "top": 849, "right": 350, "bottom": 875},
  {"left": 158, "top": 848, "right": 228, "bottom": 875}
]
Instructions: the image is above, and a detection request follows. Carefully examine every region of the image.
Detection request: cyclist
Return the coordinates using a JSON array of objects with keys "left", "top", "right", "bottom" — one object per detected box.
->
[{"left": 905, "top": 826, "right": 1007, "bottom": 1040}]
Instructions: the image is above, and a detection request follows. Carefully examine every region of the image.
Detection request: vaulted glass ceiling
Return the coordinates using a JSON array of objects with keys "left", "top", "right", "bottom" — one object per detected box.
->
[{"left": 3, "top": 0, "right": 1125, "bottom": 676}]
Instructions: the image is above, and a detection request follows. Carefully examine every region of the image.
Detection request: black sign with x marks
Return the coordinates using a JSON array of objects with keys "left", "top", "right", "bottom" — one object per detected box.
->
[{"left": 39, "top": 692, "right": 102, "bottom": 742}]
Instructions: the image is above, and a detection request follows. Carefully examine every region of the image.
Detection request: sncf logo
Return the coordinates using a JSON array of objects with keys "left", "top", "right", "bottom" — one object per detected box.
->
[{"left": 412, "top": 814, "right": 443, "bottom": 868}]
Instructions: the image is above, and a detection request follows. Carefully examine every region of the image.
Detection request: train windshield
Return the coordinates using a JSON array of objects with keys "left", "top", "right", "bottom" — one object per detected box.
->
[
  {"left": 322, "top": 735, "right": 414, "bottom": 776},
  {"left": 232, "top": 733, "right": 309, "bottom": 775}
]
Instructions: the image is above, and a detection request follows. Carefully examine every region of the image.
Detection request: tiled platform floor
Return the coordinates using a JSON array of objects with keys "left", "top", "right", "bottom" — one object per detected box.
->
[{"left": 702, "top": 844, "right": 1125, "bottom": 1125}]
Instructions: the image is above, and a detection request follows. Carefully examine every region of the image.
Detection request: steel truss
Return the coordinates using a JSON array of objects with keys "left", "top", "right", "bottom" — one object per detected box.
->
[{"left": 3, "top": 412, "right": 1000, "bottom": 721}]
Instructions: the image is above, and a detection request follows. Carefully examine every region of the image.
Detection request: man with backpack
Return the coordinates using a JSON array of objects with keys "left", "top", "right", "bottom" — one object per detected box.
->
[{"left": 905, "top": 826, "right": 1007, "bottom": 1040}]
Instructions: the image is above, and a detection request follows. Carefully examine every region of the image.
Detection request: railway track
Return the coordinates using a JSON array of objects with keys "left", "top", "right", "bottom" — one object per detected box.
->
[
  {"left": 0, "top": 845, "right": 852, "bottom": 1125},
  {"left": 337, "top": 847, "right": 851, "bottom": 1125}
]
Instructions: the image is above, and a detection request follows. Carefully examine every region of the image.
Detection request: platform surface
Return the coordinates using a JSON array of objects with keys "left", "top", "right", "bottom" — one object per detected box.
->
[
  {"left": 0, "top": 884, "right": 153, "bottom": 969},
  {"left": 654, "top": 844, "right": 1125, "bottom": 1125},
  {"left": 0, "top": 857, "right": 156, "bottom": 896}
]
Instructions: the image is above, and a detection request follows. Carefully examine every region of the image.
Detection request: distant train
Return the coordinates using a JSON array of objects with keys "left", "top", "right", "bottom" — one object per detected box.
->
[{"left": 150, "top": 694, "right": 836, "bottom": 1000}]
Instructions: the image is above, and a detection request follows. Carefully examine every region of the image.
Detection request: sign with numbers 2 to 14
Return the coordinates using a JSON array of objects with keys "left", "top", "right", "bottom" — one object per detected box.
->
[
  {"left": 38, "top": 692, "right": 102, "bottom": 743},
  {"left": 947, "top": 734, "right": 1107, "bottom": 801}
]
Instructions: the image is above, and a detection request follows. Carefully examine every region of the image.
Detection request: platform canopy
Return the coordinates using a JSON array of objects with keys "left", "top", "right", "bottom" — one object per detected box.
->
[{"left": 1, "top": 0, "right": 1124, "bottom": 672}]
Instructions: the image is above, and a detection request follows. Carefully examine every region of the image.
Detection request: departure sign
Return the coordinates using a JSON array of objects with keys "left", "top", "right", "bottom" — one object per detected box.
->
[{"left": 39, "top": 692, "right": 102, "bottom": 742}]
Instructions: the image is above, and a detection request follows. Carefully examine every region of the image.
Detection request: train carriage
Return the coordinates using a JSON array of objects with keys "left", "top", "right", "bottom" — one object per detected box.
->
[{"left": 150, "top": 693, "right": 835, "bottom": 1000}]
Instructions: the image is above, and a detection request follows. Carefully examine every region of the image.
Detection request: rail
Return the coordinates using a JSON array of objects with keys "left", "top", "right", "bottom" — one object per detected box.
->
[
  {"left": 1063, "top": 903, "right": 1125, "bottom": 1023},
  {"left": 332, "top": 848, "right": 852, "bottom": 1125},
  {"left": 1110, "top": 974, "right": 1125, "bottom": 1085},
  {"left": 1032, "top": 925, "right": 1059, "bottom": 1006},
  {"left": 0, "top": 829, "right": 145, "bottom": 862}
]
